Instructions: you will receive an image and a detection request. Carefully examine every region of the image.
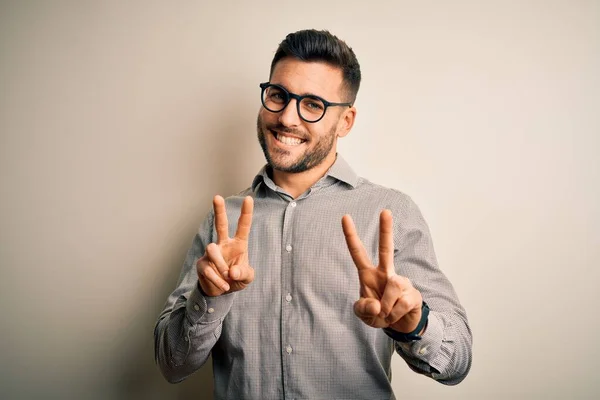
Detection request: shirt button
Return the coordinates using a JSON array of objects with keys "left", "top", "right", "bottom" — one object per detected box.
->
[
  {"left": 290, "top": 202, "right": 297, "bottom": 207},
  {"left": 418, "top": 346, "right": 428, "bottom": 355},
  {"left": 285, "top": 244, "right": 292, "bottom": 252},
  {"left": 285, "top": 293, "right": 292, "bottom": 302},
  {"left": 184, "top": 336, "right": 189, "bottom": 342},
  {"left": 285, "top": 345, "right": 293, "bottom": 354},
  {"left": 207, "top": 307, "right": 215, "bottom": 314},
  {"left": 193, "top": 304, "right": 200, "bottom": 311}
]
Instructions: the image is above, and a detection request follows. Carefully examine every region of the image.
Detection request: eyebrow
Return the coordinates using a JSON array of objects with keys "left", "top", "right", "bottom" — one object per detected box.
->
[{"left": 270, "top": 82, "right": 326, "bottom": 99}]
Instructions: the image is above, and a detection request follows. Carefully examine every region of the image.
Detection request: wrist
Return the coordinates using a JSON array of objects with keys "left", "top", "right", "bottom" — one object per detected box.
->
[{"left": 383, "top": 301, "right": 430, "bottom": 342}]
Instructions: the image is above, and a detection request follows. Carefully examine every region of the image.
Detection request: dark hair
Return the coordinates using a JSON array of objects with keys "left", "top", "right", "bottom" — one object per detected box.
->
[{"left": 269, "top": 29, "right": 361, "bottom": 104}]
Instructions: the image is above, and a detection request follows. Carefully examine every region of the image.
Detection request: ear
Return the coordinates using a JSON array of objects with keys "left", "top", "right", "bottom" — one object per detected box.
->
[{"left": 336, "top": 106, "right": 357, "bottom": 138}]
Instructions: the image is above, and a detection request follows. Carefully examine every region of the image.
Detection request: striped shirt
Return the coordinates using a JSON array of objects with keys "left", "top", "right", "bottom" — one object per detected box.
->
[{"left": 155, "top": 155, "right": 472, "bottom": 399}]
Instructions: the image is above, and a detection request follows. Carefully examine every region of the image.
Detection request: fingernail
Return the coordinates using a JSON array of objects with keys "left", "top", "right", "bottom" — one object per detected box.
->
[{"left": 222, "top": 283, "right": 230, "bottom": 291}]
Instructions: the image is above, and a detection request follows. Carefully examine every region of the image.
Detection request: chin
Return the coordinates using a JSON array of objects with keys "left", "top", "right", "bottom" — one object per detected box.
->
[{"left": 268, "top": 156, "right": 302, "bottom": 173}]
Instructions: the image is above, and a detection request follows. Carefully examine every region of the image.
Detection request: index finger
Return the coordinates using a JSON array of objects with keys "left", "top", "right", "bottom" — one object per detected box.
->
[
  {"left": 234, "top": 196, "right": 254, "bottom": 241},
  {"left": 342, "top": 214, "right": 372, "bottom": 270},
  {"left": 213, "top": 195, "right": 229, "bottom": 243},
  {"left": 378, "top": 209, "right": 395, "bottom": 276}
]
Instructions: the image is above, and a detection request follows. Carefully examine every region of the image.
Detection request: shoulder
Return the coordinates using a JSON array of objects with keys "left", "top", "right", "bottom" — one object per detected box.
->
[
  {"left": 222, "top": 187, "right": 254, "bottom": 204},
  {"left": 354, "top": 177, "right": 421, "bottom": 216}
]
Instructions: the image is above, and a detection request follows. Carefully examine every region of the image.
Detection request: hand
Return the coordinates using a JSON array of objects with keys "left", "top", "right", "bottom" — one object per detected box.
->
[
  {"left": 342, "top": 210, "right": 424, "bottom": 333},
  {"left": 197, "top": 195, "right": 254, "bottom": 296}
]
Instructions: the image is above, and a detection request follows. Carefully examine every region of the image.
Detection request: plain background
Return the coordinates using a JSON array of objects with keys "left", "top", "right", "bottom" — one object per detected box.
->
[{"left": 1, "top": 1, "right": 599, "bottom": 399}]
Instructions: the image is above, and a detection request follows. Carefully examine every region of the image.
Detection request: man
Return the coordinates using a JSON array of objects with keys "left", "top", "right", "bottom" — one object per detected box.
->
[{"left": 155, "top": 29, "right": 472, "bottom": 399}]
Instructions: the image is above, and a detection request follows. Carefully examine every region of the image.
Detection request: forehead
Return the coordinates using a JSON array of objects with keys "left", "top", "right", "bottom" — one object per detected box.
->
[{"left": 270, "top": 58, "right": 344, "bottom": 100}]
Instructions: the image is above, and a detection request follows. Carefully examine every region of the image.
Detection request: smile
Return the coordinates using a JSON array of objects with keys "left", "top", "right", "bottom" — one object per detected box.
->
[{"left": 271, "top": 130, "right": 306, "bottom": 146}]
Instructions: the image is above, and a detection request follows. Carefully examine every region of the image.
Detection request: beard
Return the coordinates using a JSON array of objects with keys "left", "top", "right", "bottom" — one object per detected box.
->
[{"left": 256, "top": 114, "right": 336, "bottom": 173}]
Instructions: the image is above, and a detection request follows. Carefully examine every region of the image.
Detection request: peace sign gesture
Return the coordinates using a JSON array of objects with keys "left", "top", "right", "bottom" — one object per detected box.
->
[
  {"left": 342, "top": 210, "right": 424, "bottom": 334},
  {"left": 197, "top": 195, "right": 254, "bottom": 297}
]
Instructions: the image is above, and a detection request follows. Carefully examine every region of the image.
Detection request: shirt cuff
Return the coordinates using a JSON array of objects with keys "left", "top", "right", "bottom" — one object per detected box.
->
[
  {"left": 395, "top": 312, "right": 445, "bottom": 363},
  {"left": 185, "top": 283, "right": 236, "bottom": 324}
]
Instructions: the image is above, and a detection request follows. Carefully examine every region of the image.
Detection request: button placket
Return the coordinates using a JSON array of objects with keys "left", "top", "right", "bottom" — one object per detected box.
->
[{"left": 280, "top": 198, "right": 297, "bottom": 395}]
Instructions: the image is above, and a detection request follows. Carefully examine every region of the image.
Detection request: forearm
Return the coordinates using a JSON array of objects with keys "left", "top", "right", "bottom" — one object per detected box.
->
[
  {"left": 154, "top": 284, "right": 236, "bottom": 383},
  {"left": 154, "top": 300, "right": 208, "bottom": 384},
  {"left": 394, "top": 310, "right": 472, "bottom": 385},
  {"left": 389, "top": 196, "right": 473, "bottom": 384}
]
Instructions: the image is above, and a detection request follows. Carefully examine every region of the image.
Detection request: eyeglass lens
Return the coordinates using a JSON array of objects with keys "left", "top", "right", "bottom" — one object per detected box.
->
[{"left": 262, "top": 85, "right": 326, "bottom": 122}]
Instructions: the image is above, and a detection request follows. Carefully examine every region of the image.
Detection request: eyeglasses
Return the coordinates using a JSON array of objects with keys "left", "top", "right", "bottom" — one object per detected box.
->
[{"left": 260, "top": 82, "right": 352, "bottom": 123}]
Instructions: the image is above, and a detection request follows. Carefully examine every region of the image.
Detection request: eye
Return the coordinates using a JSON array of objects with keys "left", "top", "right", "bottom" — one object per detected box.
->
[
  {"left": 268, "top": 90, "right": 286, "bottom": 103},
  {"left": 304, "top": 99, "right": 324, "bottom": 111}
]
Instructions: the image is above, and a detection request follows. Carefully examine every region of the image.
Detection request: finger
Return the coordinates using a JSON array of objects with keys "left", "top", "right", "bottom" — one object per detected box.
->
[
  {"left": 379, "top": 275, "right": 406, "bottom": 317},
  {"left": 202, "top": 266, "right": 231, "bottom": 292},
  {"left": 213, "top": 195, "right": 229, "bottom": 243},
  {"left": 379, "top": 209, "right": 395, "bottom": 276},
  {"left": 354, "top": 297, "right": 381, "bottom": 318},
  {"left": 198, "top": 258, "right": 230, "bottom": 292},
  {"left": 234, "top": 196, "right": 254, "bottom": 241},
  {"left": 384, "top": 281, "right": 421, "bottom": 326},
  {"left": 229, "top": 264, "right": 255, "bottom": 284},
  {"left": 205, "top": 242, "right": 230, "bottom": 278},
  {"left": 342, "top": 215, "right": 372, "bottom": 270},
  {"left": 385, "top": 295, "right": 421, "bottom": 332},
  {"left": 381, "top": 294, "right": 410, "bottom": 325}
]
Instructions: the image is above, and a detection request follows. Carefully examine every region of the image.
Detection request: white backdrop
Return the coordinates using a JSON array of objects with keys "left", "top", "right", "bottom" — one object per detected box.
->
[{"left": 1, "top": 1, "right": 599, "bottom": 399}]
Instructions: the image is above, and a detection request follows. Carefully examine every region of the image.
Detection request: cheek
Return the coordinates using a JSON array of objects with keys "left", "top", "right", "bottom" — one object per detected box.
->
[
  {"left": 259, "top": 108, "right": 277, "bottom": 124},
  {"left": 321, "top": 113, "right": 341, "bottom": 131},
  {"left": 311, "top": 121, "right": 336, "bottom": 139},
  {"left": 307, "top": 127, "right": 322, "bottom": 140}
]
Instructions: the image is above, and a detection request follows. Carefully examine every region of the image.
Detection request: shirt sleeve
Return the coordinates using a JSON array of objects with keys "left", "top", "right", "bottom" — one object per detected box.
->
[
  {"left": 154, "top": 211, "right": 236, "bottom": 383},
  {"left": 390, "top": 195, "right": 473, "bottom": 385}
]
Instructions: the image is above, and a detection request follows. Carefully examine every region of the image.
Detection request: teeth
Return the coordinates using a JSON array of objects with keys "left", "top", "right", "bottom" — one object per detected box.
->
[{"left": 276, "top": 133, "right": 303, "bottom": 145}]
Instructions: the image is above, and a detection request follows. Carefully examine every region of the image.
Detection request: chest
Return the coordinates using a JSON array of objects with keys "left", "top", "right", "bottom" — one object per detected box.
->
[{"left": 239, "top": 196, "right": 385, "bottom": 308}]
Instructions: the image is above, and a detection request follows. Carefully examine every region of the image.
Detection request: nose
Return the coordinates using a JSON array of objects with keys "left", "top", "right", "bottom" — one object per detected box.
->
[{"left": 278, "top": 98, "right": 301, "bottom": 127}]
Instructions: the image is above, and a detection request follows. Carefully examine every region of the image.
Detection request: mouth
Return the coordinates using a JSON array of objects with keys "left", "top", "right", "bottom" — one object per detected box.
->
[{"left": 270, "top": 130, "right": 307, "bottom": 147}]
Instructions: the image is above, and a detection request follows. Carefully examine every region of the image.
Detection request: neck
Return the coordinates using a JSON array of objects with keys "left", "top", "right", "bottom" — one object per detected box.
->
[{"left": 272, "top": 152, "right": 337, "bottom": 199}]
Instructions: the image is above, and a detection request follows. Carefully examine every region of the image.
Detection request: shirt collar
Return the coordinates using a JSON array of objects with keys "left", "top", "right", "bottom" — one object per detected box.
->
[
  {"left": 325, "top": 154, "right": 359, "bottom": 188},
  {"left": 251, "top": 154, "right": 359, "bottom": 194}
]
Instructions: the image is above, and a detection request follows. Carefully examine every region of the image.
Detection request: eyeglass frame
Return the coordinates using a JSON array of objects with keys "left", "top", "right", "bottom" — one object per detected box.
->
[{"left": 259, "top": 82, "right": 353, "bottom": 123}]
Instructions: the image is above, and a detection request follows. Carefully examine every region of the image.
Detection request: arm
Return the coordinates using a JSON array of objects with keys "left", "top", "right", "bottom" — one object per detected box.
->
[
  {"left": 342, "top": 198, "right": 472, "bottom": 386},
  {"left": 389, "top": 197, "right": 472, "bottom": 385},
  {"left": 154, "top": 196, "right": 254, "bottom": 383},
  {"left": 153, "top": 230, "right": 235, "bottom": 383}
]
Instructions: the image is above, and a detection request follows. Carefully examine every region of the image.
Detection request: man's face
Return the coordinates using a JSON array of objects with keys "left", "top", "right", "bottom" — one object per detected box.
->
[{"left": 257, "top": 58, "right": 350, "bottom": 173}]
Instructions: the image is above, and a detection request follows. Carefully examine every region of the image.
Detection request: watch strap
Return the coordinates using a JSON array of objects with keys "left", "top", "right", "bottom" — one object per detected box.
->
[{"left": 382, "top": 301, "right": 430, "bottom": 343}]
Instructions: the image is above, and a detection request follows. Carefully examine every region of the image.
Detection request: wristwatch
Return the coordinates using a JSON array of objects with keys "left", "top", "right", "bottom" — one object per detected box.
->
[{"left": 382, "top": 301, "right": 430, "bottom": 342}]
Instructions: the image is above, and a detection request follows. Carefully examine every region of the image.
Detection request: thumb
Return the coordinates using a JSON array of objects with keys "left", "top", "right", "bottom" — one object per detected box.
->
[
  {"left": 229, "top": 264, "right": 255, "bottom": 283},
  {"left": 354, "top": 297, "right": 381, "bottom": 318}
]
